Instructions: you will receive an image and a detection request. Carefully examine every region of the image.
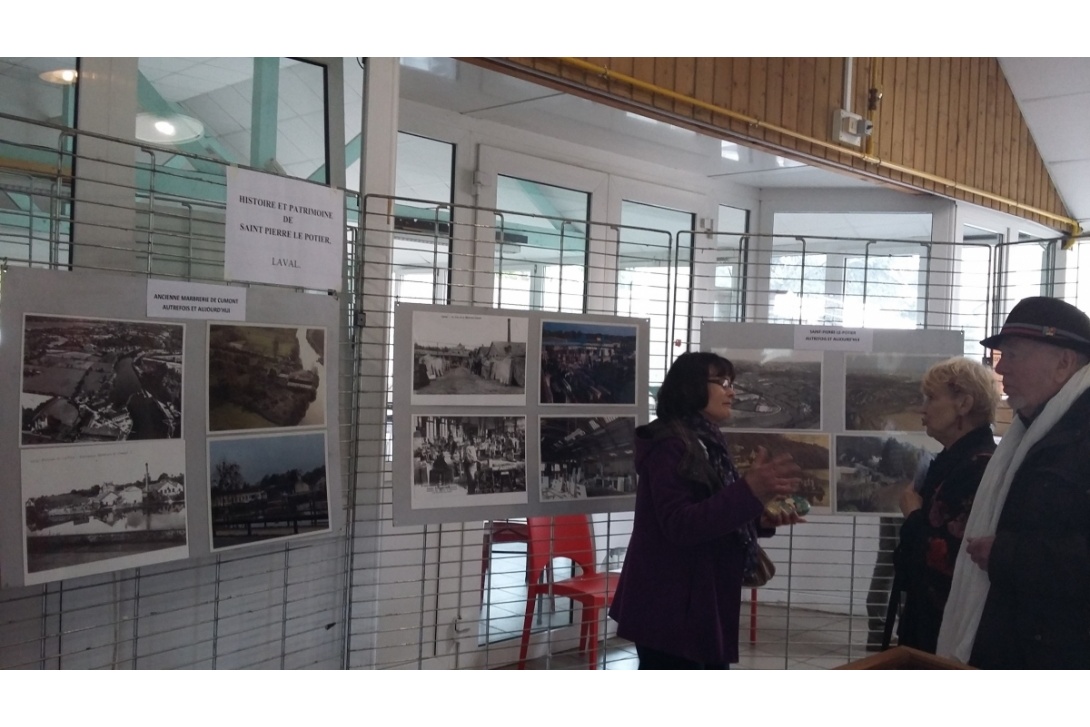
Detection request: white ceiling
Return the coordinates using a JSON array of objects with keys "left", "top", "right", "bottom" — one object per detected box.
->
[{"left": 998, "top": 57, "right": 1090, "bottom": 229}]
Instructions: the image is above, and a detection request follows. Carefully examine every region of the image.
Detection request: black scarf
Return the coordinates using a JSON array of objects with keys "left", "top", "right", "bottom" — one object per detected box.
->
[{"left": 682, "top": 414, "right": 761, "bottom": 578}]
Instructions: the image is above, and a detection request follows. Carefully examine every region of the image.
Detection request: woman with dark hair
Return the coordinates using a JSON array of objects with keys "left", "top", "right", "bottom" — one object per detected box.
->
[{"left": 608, "top": 351, "right": 803, "bottom": 669}]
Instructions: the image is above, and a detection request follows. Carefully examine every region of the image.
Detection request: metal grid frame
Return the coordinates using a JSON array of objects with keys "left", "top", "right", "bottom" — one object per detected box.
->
[
  {"left": 3, "top": 112, "right": 1086, "bottom": 669},
  {"left": 0, "top": 114, "right": 352, "bottom": 670}
]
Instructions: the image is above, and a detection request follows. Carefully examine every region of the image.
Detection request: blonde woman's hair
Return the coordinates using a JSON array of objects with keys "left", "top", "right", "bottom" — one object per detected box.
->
[{"left": 921, "top": 356, "right": 999, "bottom": 427}]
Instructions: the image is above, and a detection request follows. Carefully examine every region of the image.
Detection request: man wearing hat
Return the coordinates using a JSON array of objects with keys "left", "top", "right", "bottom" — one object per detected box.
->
[{"left": 937, "top": 296, "right": 1090, "bottom": 668}]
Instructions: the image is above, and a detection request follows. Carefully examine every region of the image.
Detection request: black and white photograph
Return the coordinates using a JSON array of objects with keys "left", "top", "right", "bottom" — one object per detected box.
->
[
  {"left": 412, "top": 311, "right": 528, "bottom": 406},
  {"left": 539, "top": 416, "right": 636, "bottom": 501},
  {"left": 713, "top": 348, "right": 822, "bottom": 429},
  {"left": 844, "top": 353, "right": 950, "bottom": 431},
  {"left": 726, "top": 431, "right": 831, "bottom": 513},
  {"left": 834, "top": 433, "right": 940, "bottom": 515},
  {"left": 540, "top": 320, "right": 638, "bottom": 405},
  {"left": 208, "top": 323, "right": 326, "bottom": 432},
  {"left": 21, "top": 314, "right": 183, "bottom": 446},
  {"left": 411, "top": 415, "right": 527, "bottom": 509},
  {"left": 21, "top": 440, "right": 188, "bottom": 584},
  {"left": 208, "top": 431, "right": 329, "bottom": 550}
]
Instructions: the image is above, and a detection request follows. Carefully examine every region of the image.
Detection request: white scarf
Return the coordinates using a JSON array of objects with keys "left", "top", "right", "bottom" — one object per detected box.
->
[{"left": 936, "top": 362, "right": 1090, "bottom": 662}]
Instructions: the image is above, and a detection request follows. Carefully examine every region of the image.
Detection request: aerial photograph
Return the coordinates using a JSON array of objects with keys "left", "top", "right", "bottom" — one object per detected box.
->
[
  {"left": 208, "top": 323, "right": 325, "bottom": 431},
  {"left": 715, "top": 348, "right": 822, "bottom": 430},
  {"left": 21, "top": 314, "right": 183, "bottom": 446},
  {"left": 844, "top": 353, "right": 950, "bottom": 431}
]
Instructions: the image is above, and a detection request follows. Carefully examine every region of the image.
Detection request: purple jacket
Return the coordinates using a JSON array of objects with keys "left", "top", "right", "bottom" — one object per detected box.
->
[{"left": 608, "top": 419, "right": 766, "bottom": 665}]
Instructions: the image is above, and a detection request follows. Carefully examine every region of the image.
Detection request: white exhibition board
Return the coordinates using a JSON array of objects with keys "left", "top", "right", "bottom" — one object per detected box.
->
[
  {"left": 701, "top": 322, "right": 965, "bottom": 516},
  {"left": 392, "top": 303, "right": 650, "bottom": 526},
  {"left": 224, "top": 167, "right": 344, "bottom": 292},
  {"left": 0, "top": 267, "right": 344, "bottom": 587}
]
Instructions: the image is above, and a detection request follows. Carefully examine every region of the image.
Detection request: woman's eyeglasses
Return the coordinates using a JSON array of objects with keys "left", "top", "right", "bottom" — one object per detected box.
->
[{"left": 707, "top": 378, "right": 734, "bottom": 390}]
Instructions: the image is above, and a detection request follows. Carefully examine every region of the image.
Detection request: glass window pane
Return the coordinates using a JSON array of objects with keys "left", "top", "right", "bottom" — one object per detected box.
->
[
  {"left": 843, "top": 249, "right": 923, "bottom": 328},
  {"left": 953, "top": 244, "right": 993, "bottom": 356},
  {"left": 0, "top": 57, "right": 77, "bottom": 267},
  {"left": 711, "top": 204, "right": 748, "bottom": 322},
  {"left": 771, "top": 213, "right": 932, "bottom": 328},
  {"left": 617, "top": 200, "right": 694, "bottom": 390},
  {"left": 494, "top": 175, "right": 588, "bottom": 313}
]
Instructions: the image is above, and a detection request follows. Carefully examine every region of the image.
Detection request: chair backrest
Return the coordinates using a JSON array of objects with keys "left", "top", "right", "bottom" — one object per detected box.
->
[{"left": 525, "top": 515, "right": 598, "bottom": 584}]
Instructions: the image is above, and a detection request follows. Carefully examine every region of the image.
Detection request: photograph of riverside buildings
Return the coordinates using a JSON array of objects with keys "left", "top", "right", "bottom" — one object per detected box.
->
[
  {"left": 208, "top": 431, "right": 329, "bottom": 550},
  {"left": 20, "top": 314, "right": 184, "bottom": 445},
  {"left": 21, "top": 440, "right": 188, "bottom": 583}
]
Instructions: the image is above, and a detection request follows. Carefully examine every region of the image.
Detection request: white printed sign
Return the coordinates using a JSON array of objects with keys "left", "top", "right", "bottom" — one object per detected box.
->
[
  {"left": 147, "top": 279, "right": 246, "bottom": 321},
  {"left": 225, "top": 167, "right": 344, "bottom": 291},
  {"left": 794, "top": 326, "right": 874, "bottom": 352}
]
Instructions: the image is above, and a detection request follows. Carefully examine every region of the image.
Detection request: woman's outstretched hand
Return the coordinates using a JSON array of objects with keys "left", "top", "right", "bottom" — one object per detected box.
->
[{"left": 743, "top": 446, "right": 803, "bottom": 504}]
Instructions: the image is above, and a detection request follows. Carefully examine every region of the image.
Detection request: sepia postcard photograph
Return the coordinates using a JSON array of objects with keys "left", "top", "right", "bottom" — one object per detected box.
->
[
  {"left": 208, "top": 323, "right": 326, "bottom": 432},
  {"left": 21, "top": 314, "right": 184, "bottom": 446},
  {"left": 21, "top": 440, "right": 188, "bottom": 584},
  {"left": 412, "top": 311, "right": 528, "bottom": 406},
  {"left": 713, "top": 348, "right": 822, "bottom": 430},
  {"left": 539, "top": 416, "right": 636, "bottom": 501},
  {"left": 834, "top": 433, "right": 940, "bottom": 515},
  {"left": 208, "top": 430, "right": 329, "bottom": 550},
  {"left": 844, "top": 353, "right": 951, "bottom": 431},
  {"left": 540, "top": 321, "right": 638, "bottom": 405},
  {"left": 411, "top": 415, "right": 527, "bottom": 509},
  {"left": 726, "top": 430, "right": 831, "bottom": 513}
]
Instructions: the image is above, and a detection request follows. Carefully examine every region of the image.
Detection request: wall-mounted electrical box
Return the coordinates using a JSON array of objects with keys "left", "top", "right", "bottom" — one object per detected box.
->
[{"left": 833, "top": 108, "right": 874, "bottom": 147}]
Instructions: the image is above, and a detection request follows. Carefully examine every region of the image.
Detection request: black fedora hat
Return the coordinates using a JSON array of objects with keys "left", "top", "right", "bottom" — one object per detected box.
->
[{"left": 980, "top": 297, "right": 1090, "bottom": 354}]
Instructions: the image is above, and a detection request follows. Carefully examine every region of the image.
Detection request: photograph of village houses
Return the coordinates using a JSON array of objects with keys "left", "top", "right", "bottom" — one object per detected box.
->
[
  {"left": 539, "top": 416, "right": 636, "bottom": 500},
  {"left": 21, "top": 314, "right": 183, "bottom": 446},
  {"left": 834, "top": 434, "right": 938, "bottom": 514},
  {"left": 844, "top": 353, "right": 950, "bottom": 431},
  {"left": 715, "top": 348, "right": 822, "bottom": 430},
  {"left": 208, "top": 431, "right": 328, "bottom": 550},
  {"left": 21, "top": 440, "right": 187, "bottom": 583},
  {"left": 208, "top": 323, "right": 325, "bottom": 431},
  {"left": 726, "top": 431, "right": 831, "bottom": 513},
  {"left": 540, "top": 321, "right": 637, "bottom": 405},
  {"left": 411, "top": 310, "right": 528, "bottom": 405}
]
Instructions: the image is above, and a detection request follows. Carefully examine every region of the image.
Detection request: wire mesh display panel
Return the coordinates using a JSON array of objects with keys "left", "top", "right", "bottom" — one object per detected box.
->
[
  {"left": 343, "top": 193, "right": 1083, "bottom": 670},
  {"left": 0, "top": 116, "right": 351, "bottom": 669},
  {"left": 3, "top": 112, "right": 1086, "bottom": 670}
]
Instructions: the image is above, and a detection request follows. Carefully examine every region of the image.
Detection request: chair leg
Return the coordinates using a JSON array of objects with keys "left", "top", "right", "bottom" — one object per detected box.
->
[
  {"left": 517, "top": 588, "right": 538, "bottom": 669},
  {"left": 586, "top": 608, "right": 601, "bottom": 669}
]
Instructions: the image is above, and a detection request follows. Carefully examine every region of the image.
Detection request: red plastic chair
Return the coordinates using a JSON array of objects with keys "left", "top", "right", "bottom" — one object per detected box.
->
[{"left": 517, "top": 514, "right": 618, "bottom": 669}]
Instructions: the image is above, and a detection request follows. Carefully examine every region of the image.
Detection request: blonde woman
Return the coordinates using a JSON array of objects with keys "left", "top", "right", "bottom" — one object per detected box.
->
[{"left": 889, "top": 357, "right": 998, "bottom": 653}]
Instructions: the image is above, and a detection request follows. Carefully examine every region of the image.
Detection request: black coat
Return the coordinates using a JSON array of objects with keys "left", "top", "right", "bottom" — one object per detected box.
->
[
  {"left": 969, "top": 387, "right": 1090, "bottom": 669},
  {"left": 896, "top": 426, "right": 995, "bottom": 653}
]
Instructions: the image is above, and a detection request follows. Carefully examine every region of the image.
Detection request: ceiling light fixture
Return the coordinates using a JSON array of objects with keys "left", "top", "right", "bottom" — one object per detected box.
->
[
  {"left": 135, "top": 112, "right": 204, "bottom": 144},
  {"left": 39, "top": 69, "right": 78, "bottom": 85}
]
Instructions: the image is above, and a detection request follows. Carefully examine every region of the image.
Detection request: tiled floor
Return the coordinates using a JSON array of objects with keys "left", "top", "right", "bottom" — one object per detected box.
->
[{"left": 483, "top": 544, "right": 881, "bottom": 670}]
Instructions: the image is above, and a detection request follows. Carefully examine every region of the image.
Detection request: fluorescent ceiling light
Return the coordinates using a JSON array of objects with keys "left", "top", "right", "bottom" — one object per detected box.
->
[
  {"left": 39, "top": 69, "right": 78, "bottom": 85},
  {"left": 135, "top": 112, "right": 204, "bottom": 144}
]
